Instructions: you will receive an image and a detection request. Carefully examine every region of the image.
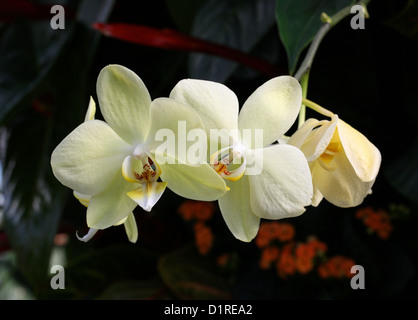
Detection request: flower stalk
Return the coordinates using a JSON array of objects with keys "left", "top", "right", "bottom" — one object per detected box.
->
[
  {"left": 294, "top": 0, "right": 372, "bottom": 81},
  {"left": 302, "top": 98, "right": 334, "bottom": 118},
  {"left": 298, "top": 71, "right": 310, "bottom": 128}
]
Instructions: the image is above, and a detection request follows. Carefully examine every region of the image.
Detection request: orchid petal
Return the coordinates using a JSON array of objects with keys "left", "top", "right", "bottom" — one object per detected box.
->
[
  {"left": 127, "top": 181, "right": 167, "bottom": 212},
  {"left": 169, "top": 79, "right": 239, "bottom": 133},
  {"left": 311, "top": 182, "right": 324, "bottom": 207},
  {"left": 51, "top": 120, "right": 131, "bottom": 196},
  {"left": 337, "top": 119, "right": 381, "bottom": 182},
  {"left": 302, "top": 116, "right": 338, "bottom": 161},
  {"left": 218, "top": 175, "right": 260, "bottom": 242},
  {"left": 96, "top": 64, "right": 152, "bottom": 145},
  {"left": 311, "top": 146, "right": 376, "bottom": 207},
  {"left": 248, "top": 144, "right": 313, "bottom": 219},
  {"left": 146, "top": 97, "right": 206, "bottom": 164},
  {"left": 287, "top": 118, "right": 321, "bottom": 149},
  {"left": 73, "top": 191, "right": 91, "bottom": 207},
  {"left": 124, "top": 212, "right": 138, "bottom": 243},
  {"left": 159, "top": 156, "right": 228, "bottom": 201},
  {"left": 277, "top": 135, "right": 290, "bottom": 145},
  {"left": 238, "top": 76, "right": 302, "bottom": 148},
  {"left": 114, "top": 216, "right": 128, "bottom": 226},
  {"left": 87, "top": 169, "right": 138, "bottom": 229},
  {"left": 84, "top": 96, "right": 96, "bottom": 122}
]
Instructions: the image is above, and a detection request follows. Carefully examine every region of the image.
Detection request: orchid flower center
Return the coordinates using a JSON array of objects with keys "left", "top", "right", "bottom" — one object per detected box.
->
[
  {"left": 122, "top": 146, "right": 161, "bottom": 184},
  {"left": 210, "top": 145, "right": 247, "bottom": 181}
]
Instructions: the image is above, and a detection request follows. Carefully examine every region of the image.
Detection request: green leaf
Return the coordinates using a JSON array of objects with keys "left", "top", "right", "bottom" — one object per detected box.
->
[
  {"left": 189, "top": 0, "right": 277, "bottom": 82},
  {"left": 1, "top": 111, "right": 67, "bottom": 293},
  {"left": 0, "top": 0, "right": 116, "bottom": 294},
  {"left": 0, "top": 0, "right": 116, "bottom": 126},
  {"left": 0, "top": 251, "right": 35, "bottom": 300},
  {"left": 158, "top": 245, "right": 230, "bottom": 299},
  {"left": 0, "top": 20, "right": 74, "bottom": 125},
  {"left": 276, "top": 0, "right": 355, "bottom": 74},
  {"left": 96, "top": 279, "right": 168, "bottom": 300}
]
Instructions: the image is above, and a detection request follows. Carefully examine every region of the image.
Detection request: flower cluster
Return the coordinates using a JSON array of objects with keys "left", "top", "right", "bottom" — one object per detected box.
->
[
  {"left": 177, "top": 200, "right": 216, "bottom": 255},
  {"left": 355, "top": 207, "right": 393, "bottom": 240},
  {"left": 255, "top": 221, "right": 355, "bottom": 280},
  {"left": 178, "top": 200, "right": 215, "bottom": 222},
  {"left": 255, "top": 221, "right": 295, "bottom": 248},
  {"left": 50, "top": 64, "right": 381, "bottom": 243},
  {"left": 317, "top": 256, "right": 356, "bottom": 279},
  {"left": 255, "top": 221, "right": 327, "bottom": 278}
]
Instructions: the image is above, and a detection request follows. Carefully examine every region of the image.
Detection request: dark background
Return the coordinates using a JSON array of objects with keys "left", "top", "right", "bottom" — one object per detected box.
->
[{"left": 0, "top": 0, "right": 417, "bottom": 300}]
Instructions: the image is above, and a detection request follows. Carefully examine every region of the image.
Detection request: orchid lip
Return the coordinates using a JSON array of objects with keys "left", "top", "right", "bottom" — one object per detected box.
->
[
  {"left": 127, "top": 180, "right": 167, "bottom": 212},
  {"left": 122, "top": 154, "right": 161, "bottom": 184},
  {"left": 210, "top": 146, "right": 247, "bottom": 181}
]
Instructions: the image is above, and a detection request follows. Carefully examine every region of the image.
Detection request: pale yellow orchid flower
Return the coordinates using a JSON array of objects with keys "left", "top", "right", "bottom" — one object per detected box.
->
[
  {"left": 288, "top": 99, "right": 381, "bottom": 207},
  {"left": 169, "top": 76, "right": 313, "bottom": 242},
  {"left": 70, "top": 97, "right": 138, "bottom": 243},
  {"left": 51, "top": 65, "right": 228, "bottom": 241}
]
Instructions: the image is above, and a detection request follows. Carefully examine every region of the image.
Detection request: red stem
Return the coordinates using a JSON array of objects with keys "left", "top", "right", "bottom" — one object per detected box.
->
[{"left": 93, "top": 23, "right": 284, "bottom": 78}]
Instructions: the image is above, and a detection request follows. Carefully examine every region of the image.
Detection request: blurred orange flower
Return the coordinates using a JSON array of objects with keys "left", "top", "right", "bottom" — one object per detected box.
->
[
  {"left": 194, "top": 221, "right": 213, "bottom": 255},
  {"left": 178, "top": 200, "right": 216, "bottom": 222},
  {"left": 293, "top": 238, "right": 328, "bottom": 274},
  {"left": 296, "top": 256, "right": 313, "bottom": 274},
  {"left": 255, "top": 222, "right": 279, "bottom": 248},
  {"left": 259, "top": 246, "right": 280, "bottom": 270},
  {"left": 276, "top": 245, "right": 297, "bottom": 278},
  {"left": 217, "top": 253, "right": 230, "bottom": 268},
  {"left": 355, "top": 207, "right": 393, "bottom": 240},
  {"left": 306, "top": 236, "right": 328, "bottom": 254},
  {"left": 255, "top": 221, "right": 295, "bottom": 248},
  {"left": 255, "top": 223, "right": 355, "bottom": 282},
  {"left": 295, "top": 243, "right": 315, "bottom": 260},
  {"left": 276, "top": 223, "right": 295, "bottom": 242},
  {"left": 317, "top": 255, "right": 355, "bottom": 279}
]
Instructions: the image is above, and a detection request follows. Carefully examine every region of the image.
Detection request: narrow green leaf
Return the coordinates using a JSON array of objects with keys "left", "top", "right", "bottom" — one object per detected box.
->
[
  {"left": 276, "top": 0, "right": 355, "bottom": 74},
  {"left": 0, "top": 0, "right": 116, "bottom": 294},
  {"left": 1, "top": 112, "right": 67, "bottom": 292},
  {"left": 0, "top": 251, "right": 35, "bottom": 300},
  {"left": 0, "top": 20, "right": 74, "bottom": 125}
]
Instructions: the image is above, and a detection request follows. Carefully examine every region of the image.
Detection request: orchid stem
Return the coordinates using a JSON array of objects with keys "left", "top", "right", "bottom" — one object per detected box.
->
[
  {"left": 294, "top": 0, "right": 372, "bottom": 81},
  {"left": 298, "top": 71, "right": 310, "bottom": 128}
]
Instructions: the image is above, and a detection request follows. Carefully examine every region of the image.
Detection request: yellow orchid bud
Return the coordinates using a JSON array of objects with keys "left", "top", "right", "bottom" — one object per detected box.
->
[{"left": 289, "top": 111, "right": 381, "bottom": 208}]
